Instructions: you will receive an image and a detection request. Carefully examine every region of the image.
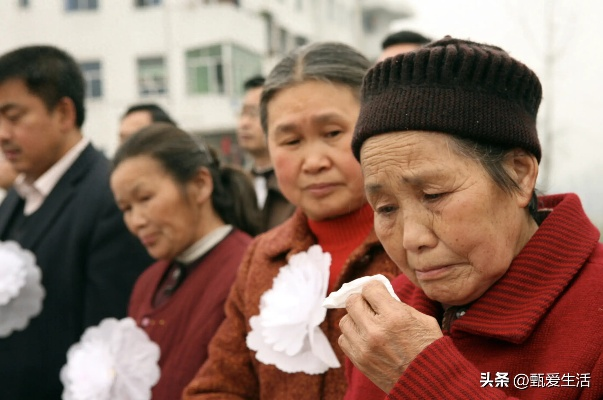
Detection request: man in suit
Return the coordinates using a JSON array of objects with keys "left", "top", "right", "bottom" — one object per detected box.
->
[
  {"left": 236, "top": 76, "right": 295, "bottom": 232},
  {"left": 0, "top": 45, "right": 153, "bottom": 399}
]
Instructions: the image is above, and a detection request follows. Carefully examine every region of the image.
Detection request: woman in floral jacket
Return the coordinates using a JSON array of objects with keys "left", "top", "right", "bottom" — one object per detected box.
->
[{"left": 183, "top": 42, "right": 399, "bottom": 399}]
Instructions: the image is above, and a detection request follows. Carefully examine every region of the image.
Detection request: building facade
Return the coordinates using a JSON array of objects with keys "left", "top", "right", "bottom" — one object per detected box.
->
[{"left": 0, "top": 0, "right": 411, "bottom": 161}]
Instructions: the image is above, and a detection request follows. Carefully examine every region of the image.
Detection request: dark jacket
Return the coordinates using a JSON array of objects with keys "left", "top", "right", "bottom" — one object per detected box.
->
[
  {"left": 257, "top": 169, "right": 296, "bottom": 232},
  {"left": 0, "top": 144, "right": 153, "bottom": 399}
]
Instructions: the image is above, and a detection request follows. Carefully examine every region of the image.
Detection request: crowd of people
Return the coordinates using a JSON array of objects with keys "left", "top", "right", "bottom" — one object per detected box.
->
[{"left": 0, "top": 28, "right": 601, "bottom": 400}]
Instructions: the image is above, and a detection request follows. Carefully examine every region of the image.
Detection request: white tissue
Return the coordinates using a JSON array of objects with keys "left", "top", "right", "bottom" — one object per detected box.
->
[{"left": 322, "top": 274, "right": 399, "bottom": 309}]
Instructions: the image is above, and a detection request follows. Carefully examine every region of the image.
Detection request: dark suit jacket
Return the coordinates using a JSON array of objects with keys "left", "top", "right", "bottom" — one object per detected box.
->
[
  {"left": 259, "top": 170, "right": 296, "bottom": 232},
  {"left": 0, "top": 144, "right": 153, "bottom": 399}
]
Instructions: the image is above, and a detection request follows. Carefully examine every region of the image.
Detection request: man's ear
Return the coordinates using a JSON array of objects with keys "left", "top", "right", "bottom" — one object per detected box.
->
[
  {"left": 506, "top": 148, "right": 539, "bottom": 208},
  {"left": 53, "top": 96, "right": 77, "bottom": 131}
]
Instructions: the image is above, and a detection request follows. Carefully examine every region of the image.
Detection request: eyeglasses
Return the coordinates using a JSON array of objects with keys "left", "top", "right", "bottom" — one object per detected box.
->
[{"left": 240, "top": 105, "right": 260, "bottom": 119}]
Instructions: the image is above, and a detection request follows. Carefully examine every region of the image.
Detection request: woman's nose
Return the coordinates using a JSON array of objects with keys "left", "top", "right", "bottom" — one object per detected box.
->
[
  {"left": 401, "top": 210, "right": 437, "bottom": 252},
  {"left": 301, "top": 142, "right": 330, "bottom": 174},
  {"left": 127, "top": 206, "right": 147, "bottom": 232}
]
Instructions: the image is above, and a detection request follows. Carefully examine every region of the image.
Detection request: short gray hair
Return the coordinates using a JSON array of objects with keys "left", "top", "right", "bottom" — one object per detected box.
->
[
  {"left": 260, "top": 42, "right": 371, "bottom": 134},
  {"left": 449, "top": 136, "right": 541, "bottom": 222}
]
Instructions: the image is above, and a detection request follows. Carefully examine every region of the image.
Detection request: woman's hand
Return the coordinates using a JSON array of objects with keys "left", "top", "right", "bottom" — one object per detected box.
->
[{"left": 338, "top": 281, "right": 443, "bottom": 393}]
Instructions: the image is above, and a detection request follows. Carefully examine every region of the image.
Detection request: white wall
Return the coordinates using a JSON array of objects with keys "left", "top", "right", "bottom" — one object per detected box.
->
[
  {"left": 0, "top": 1, "right": 266, "bottom": 154},
  {"left": 0, "top": 0, "right": 412, "bottom": 155},
  {"left": 393, "top": 0, "right": 603, "bottom": 230}
]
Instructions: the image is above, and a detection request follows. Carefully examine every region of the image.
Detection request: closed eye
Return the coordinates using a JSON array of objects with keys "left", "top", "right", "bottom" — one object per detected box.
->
[
  {"left": 376, "top": 205, "right": 397, "bottom": 215},
  {"left": 424, "top": 192, "right": 445, "bottom": 201},
  {"left": 3, "top": 111, "right": 24, "bottom": 123},
  {"left": 282, "top": 138, "right": 300, "bottom": 146}
]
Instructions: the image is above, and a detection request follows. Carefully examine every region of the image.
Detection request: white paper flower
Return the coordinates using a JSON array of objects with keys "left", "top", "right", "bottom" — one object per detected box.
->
[
  {"left": 60, "top": 317, "right": 161, "bottom": 400},
  {"left": 0, "top": 240, "right": 45, "bottom": 338},
  {"left": 246, "top": 244, "right": 341, "bottom": 374}
]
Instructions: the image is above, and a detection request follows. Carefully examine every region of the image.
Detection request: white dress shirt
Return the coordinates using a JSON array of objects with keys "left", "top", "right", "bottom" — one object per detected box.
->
[{"left": 13, "top": 137, "right": 90, "bottom": 216}]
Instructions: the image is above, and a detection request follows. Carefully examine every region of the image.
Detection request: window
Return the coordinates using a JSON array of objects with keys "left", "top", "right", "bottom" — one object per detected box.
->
[
  {"left": 79, "top": 61, "right": 103, "bottom": 98},
  {"left": 295, "top": 36, "right": 308, "bottom": 48},
  {"left": 138, "top": 57, "right": 167, "bottom": 96},
  {"left": 186, "top": 45, "right": 224, "bottom": 95},
  {"left": 363, "top": 11, "right": 376, "bottom": 33},
  {"left": 186, "top": 44, "right": 261, "bottom": 96},
  {"left": 135, "top": 0, "right": 161, "bottom": 7},
  {"left": 326, "top": 0, "right": 335, "bottom": 20},
  {"left": 263, "top": 12, "right": 276, "bottom": 56},
  {"left": 278, "top": 28, "right": 289, "bottom": 55},
  {"left": 202, "top": 0, "right": 239, "bottom": 4},
  {"left": 65, "top": 0, "right": 98, "bottom": 11},
  {"left": 231, "top": 45, "right": 262, "bottom": 96}
]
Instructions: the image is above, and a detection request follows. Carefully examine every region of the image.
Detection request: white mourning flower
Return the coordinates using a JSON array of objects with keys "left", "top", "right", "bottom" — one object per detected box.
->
[
  {"left": 0, "top": 240, "right": 44, "bottom": 338},
  {"left": 246, "top": 245, "right": 341, "bottom": 374},
  {"left": 60, "top": 317, "right": 161, "bottom": 400}
]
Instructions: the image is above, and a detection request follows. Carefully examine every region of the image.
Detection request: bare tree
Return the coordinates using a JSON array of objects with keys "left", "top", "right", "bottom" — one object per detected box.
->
[{"left": 507, "top": 0, "right": 577, "bottom": 190}]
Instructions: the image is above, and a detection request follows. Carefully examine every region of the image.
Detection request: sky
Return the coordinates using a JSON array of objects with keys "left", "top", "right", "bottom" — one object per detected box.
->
[{"left": 391, "top": 0, "right": 603, "bottom": 228}]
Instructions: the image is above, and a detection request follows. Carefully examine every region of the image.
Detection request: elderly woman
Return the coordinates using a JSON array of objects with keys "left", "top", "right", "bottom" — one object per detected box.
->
[
  {"left": 184, "top": 42, "right": 399, "bottom": 399},
  {"left": 339, "top": 37, "right": 603, "bottom": 399}
]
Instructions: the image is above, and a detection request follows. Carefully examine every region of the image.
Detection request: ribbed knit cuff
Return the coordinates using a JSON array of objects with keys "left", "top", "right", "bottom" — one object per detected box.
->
[
  {"left": 387, "top": 337, "right": 509, "bottom": 399},
  {"left": 353, "top": 85, "right": 540, "bottom": 162}
]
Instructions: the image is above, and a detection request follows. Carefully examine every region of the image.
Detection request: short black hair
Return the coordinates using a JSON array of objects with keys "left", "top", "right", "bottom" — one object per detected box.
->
[
  {"left": 381, "top": 30, "right": 432, "bottom": 50},
  {"left": 122, "top": 103, "right": 176, "bottom": 126},
  {"left": 243, "top": 75, "right": 265, "bottom": 91},
  {"left": 0, "top": 45, "right": 86, "bottom": 127}
]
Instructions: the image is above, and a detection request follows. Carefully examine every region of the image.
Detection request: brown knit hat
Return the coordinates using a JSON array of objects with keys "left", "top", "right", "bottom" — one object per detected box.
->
[{"left": 352, "top": 36, "right": 543, "bottom": 162}]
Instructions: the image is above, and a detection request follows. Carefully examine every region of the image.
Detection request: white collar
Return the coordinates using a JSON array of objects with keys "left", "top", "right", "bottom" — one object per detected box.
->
[
  {"left": 176, "top": 225, "right": 233, "bottom": 264},
  {"left": 13, "top": 137, "right": 90, "bottom": 215}
]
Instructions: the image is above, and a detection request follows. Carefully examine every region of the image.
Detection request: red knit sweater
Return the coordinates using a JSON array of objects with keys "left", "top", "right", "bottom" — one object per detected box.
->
[
  {"left": 128, "top": 229, "right": 252, "bottom": 400},
  {"left": 308, "top": 203, "right": 374, "bottom": 292},
  {"left": 344, "top": 193, "right": 603, "bottom": 400}
]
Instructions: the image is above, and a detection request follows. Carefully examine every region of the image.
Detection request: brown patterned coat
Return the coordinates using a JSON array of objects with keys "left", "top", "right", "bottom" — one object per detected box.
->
[{"left": 184, "top": 208, "right": 399, "bottom": 400}]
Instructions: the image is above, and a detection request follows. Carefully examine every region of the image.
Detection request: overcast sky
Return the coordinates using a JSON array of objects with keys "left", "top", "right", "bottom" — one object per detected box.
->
[{"left": 392, "top": 0, "right": 603, "bottom": 227}]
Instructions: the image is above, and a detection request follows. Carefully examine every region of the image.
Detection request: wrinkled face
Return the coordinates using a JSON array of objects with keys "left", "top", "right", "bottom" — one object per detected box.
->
[
  {"left": 0, "top": 79, "right": 70, "bottom": 182},
  {"left": 237, "top": 87, "right": 267, "bottom": 155},
  {"left": 267, "top": 81, "right": 365, "bottom": 221},
  {"left": 361, "top": 131, "right": 535, "bottom": 305},
  {"left": 110, "top": 155, "right": 204, "bottom": 260},
  {"left": 119, "top": 110, "right": 153, "bottom": 144}
]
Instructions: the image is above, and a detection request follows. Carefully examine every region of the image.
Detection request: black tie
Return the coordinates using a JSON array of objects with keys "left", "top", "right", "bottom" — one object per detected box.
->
[
  {"left": 252, "top": 168, "right": 272, "bottom": 180},
  {"left": 163, "top": 260, "right": 187, "bottom": 296}
]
